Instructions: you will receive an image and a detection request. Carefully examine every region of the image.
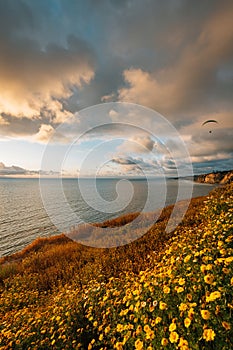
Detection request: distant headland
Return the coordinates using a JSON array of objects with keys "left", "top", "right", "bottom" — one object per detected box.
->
[{"left": 194, "top": 169, "right": 233, "bottom": 184}]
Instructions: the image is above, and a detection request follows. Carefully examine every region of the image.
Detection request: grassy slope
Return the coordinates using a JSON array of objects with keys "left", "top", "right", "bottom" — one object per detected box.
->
[{"left": 0, "top": 184, "right": 232, "bottom": 349}]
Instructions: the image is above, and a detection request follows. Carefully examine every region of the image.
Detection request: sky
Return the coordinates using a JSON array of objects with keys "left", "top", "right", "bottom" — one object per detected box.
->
[{"left": 0, "top": 0, "right": 232, "bottom": 177}]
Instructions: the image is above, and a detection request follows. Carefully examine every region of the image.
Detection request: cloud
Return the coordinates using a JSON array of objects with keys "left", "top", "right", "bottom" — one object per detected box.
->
[
  {"left": 112, "top": 157, "right": 136, "bottom": 166},
  {"left": 0, "top": 35, "right": 95, "bottom": 120},
  {"left": 0, "top": 116, "right": 9, "bottom": 125},
  {"left": 0, "top": 0, "right": 232, "bottom": 174},
  {"left": 189, "top": 130, "right": 233, "bottom": 165},
  {"left": 0, "top": 1, "right": 96, "bottom": 125},
  {"left": 118, "top": 69, "right": 163, "bottom": 112},
  {"left": 0, "top": 162, "right": 61, "bottom": 177},
  {"left": 101, "top": 93, "right": 116, "bottom": 103},
  {"left": 34, "top": 124, "right": 55, "bottom": 143},
  {"left": 117, "top": 135, "right": 156, "bottom": 154},
  {"left": 116, "top": 2, "right": 233, "bottom": 120},
  {"left": 111, "top": 156, "right": 162, "bottom": 176},
  {"left": 0, "top": 162, "right": 27, "bottom": 175},
  {"left": 192, "top": 158, "right": 233, "bottom": 174}
]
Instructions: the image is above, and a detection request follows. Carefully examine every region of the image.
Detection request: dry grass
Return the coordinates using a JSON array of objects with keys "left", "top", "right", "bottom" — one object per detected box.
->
[
  {"left": 0, "top": 195, "right": 206, "bottom": 291},
  {"left": 0, "top": 185, "right": 232, "bottom": 349}
]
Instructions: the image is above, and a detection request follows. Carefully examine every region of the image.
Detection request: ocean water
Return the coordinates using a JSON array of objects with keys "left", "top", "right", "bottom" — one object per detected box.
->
[{"left": 0, "top": 178, "right": 216, "bottom": 256}]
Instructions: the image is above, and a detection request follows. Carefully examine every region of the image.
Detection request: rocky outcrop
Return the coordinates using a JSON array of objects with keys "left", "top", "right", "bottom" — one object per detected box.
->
[{"left": 194, "top": 170, "right": 233, "bottom": 184}]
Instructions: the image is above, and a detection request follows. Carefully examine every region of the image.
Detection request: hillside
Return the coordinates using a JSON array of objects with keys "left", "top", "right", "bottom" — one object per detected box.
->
[
  {"left": 194, "top": 169, "right": 233, "bottom": 184},
  {"left": 0, "top": 184, "right": 232, "bottom": 349}
]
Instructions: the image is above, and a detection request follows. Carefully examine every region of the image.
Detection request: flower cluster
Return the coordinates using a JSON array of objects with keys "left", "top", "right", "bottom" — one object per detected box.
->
[{"left": 0, "top": 184, "right": 232, "bottom": 349}]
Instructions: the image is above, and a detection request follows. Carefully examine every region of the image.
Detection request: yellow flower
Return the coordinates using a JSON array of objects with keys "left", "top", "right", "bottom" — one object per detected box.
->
[
  {"left": 135, "top": 339, "right": 144, "bottom": 350},
  {"left": 178, "top": 337, "right": 189, "bottom": 347},
  {"left": 151, "top": 320, "right": 156, "bottom": 327},
  {"left": 220, "top": 249, "right": 226, "bottom": 255},
  {"left": 116, "top": 324, "right": 124, "bottom": 332},
  {"left": 146, "top": 330, "right": 155, "bottom": 340},
  {"left": 115, "top": 342, "right": 123, "bottom": 350},
  {"left": 104, "top": 326, "right": 110, "bottom": 334},
  {"left": 225, "top": 256, "right": 233, "bottom": 264},
  {"left": 222, "top": 321, "right": 231, "bottom": 330},
  {"left": 155, "top": 316, "right": 162, "bottom": 324},
  {"left": 99, "top": 334, "right": 103, "bottom": 341},
  {"left": 201, "top": 310, "right": 210, "bottom": 320},
  {"left": 93, "top": 321, "right": 98, "bottom": 327},
  {"left": 177, "top": 287, "right": 184, "bottom": 293},
  {"left": 184, "top": 255, "right": 191, "bottom": 263},
  {"left": 136, "top": 325, "right": 142, "bottom": 335},
  {"left": 206, "top": 264, "right": 213, "bottom": 270},
  {"left": 230, "top": 277, "right": 233, "bottom": 286},
  {"left": 200, "top": 265, "right": 206, "bottom": 273},
  {"left": 159, "top": 301, "right": 167, "bottom": 310},
  {"left": 203, "top": 328, "right": 216, "bottom": 341},
  {"left": 179, "top": 303, "right": 188, "bottom": 311},
  {"left": 178, "top": 278, "right": 185, "bottom": 286},
  {"left": 144, "top": 325, "right": 151, "bottom": 333},
  {"left": 163, "top": 286, "right": 170, "bottom": 294},
  {"left": 222, "top": 268, "right": 230, "bottom": 274},
  {"left": 161, "top": 338, "right": 168, "bottom": 346},
  {"left": 169, "top": 331, "right": 179, "bottom": 343},
  {"left": 204, "top": 274, "right": 214, "bottom": 284},
  {"left": 169, "top": 323, "right": 176, "bottom": 332},
  {"left": 206, "top": 291, "right": 221, "bottom": 302},
  {"left": 184, "top": 318, "right": 191, "bottom": 328}
]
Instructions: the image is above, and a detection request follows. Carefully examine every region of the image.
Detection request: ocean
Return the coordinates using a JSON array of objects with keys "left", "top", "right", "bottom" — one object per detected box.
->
[{"left": 0, "top": 178, "right": 216, "bottom": 256}]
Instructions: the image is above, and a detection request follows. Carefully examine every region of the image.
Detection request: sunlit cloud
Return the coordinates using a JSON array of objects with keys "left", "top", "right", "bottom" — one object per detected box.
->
[{"left": 0, "top": 0, "right": 232, "bottom": 174}]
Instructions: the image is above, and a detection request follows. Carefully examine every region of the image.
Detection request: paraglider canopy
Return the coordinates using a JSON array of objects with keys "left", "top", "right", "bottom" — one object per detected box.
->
[{"left": 202, "top": 120, "right": 218, "bottom": 133}]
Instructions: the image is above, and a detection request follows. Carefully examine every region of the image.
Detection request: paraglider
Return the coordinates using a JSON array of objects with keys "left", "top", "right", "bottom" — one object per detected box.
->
[{"left": 202, "top": 120, "right": 218, "bottom": 133}]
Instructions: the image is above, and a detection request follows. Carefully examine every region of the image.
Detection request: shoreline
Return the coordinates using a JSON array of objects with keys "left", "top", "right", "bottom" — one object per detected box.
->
[
  {"left": 0, "top": 191, "right": 209, "bottom": 263},
  {"left": 0, "top": 174, "right": 230, "bottom": 258},
  {"left": 0, "top": 184, "right": 232, "bottom": 349}
]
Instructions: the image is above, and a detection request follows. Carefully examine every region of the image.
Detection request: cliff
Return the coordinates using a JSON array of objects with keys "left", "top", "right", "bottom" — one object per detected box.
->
[{"left": 194, "top": 169, "right": 233, "bottom": 184}]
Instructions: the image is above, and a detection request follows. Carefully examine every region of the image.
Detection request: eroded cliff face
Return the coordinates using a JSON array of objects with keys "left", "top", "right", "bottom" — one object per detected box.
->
[{"left": 194, "top": 170, "right": 233, "bottom": 184}]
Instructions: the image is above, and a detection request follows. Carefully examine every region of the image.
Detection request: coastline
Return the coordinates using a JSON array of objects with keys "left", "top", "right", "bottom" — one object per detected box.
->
[
  {"left": 0, "top": 176, "right": 222, "bottom": 258},
  {"left": 172, "top": 169, "right": 233, "bottom": 185},
  {"left": 0, "top": 183, "right": 232, "bottom": 349},
  {"left": 0, "top": 183, "right": 216, "bottom": 263}
]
